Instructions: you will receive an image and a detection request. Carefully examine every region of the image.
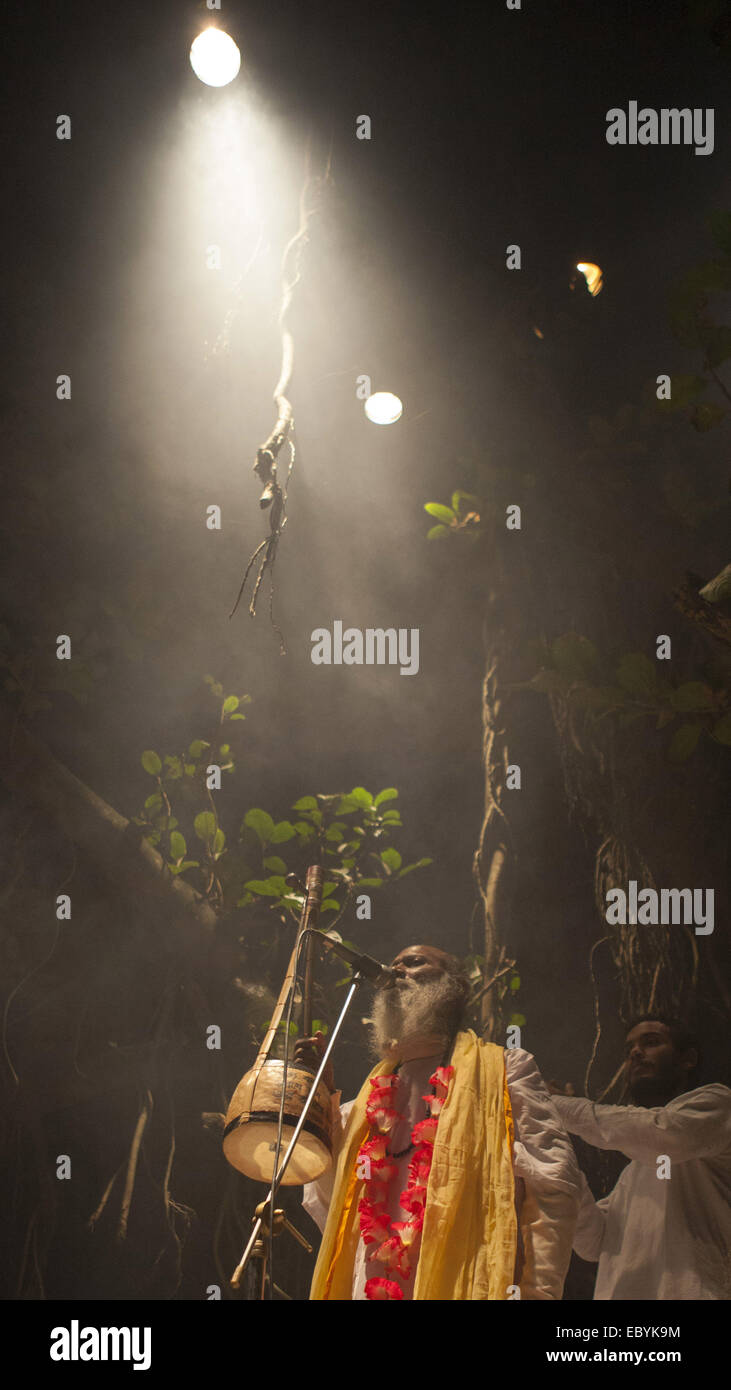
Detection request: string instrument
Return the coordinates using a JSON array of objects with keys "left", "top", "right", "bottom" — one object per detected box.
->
[{"left": 222, "top": 865, "right": 334, "bottom": 1186}]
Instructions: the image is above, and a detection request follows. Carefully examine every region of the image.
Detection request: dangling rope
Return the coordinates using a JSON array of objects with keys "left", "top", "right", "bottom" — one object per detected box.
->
[{"left": 230, "top": 139, "right": 333, "bottom": 652}]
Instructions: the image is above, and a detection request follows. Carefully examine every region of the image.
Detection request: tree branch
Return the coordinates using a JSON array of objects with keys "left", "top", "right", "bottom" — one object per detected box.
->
[{"left": 0, "top": 701, "right": 219, "bottom": 952}]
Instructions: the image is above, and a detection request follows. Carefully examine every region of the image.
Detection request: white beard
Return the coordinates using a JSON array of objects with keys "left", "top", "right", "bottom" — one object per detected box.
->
[{"left": 368, "top": 973, "right": 466, "bottom": 1060}]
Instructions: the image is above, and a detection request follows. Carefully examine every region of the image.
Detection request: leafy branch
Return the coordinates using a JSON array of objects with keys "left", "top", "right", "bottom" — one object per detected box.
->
[
  {"left": 240, "top": 785, "right": 432, "bottom": 929},
  {"left": 133, "top": 687, "right": 432, "bottom": 928},
  {"left": 518, "top": 630, "right": 731, "bottom": 763},
  {"left": 659, "top": 209, "right": 731, "bottom": 431},
  {"left": 424, "top": 490, "right": 485, "bottom": 542}
]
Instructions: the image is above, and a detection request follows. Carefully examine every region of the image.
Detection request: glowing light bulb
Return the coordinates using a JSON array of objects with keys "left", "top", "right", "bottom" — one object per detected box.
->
[
  {"left": 190, "top": 28, "right": 241, "bottom": 87},
  {"left": 576, "top": 262, "right": 603, "bottom": 297},
  {"left": 364, "top": 392, "right": 403, "bottom": 425}
]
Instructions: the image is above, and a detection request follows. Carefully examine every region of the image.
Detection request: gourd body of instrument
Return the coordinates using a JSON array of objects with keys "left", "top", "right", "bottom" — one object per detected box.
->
[{"left": 223, "top": 1058, "right": 333, "bottom": 1185}]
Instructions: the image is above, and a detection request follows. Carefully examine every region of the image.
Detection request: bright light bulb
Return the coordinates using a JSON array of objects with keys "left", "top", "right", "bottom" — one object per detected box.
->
[
  {"left": 364, "top": 392, "right": 403, "bottom": 425},
  {"left": 576, "top": 262, "right": 603, "bottom": 297},
  {"left": 190, "top": 28, "right": 241, "bottom": 87}
]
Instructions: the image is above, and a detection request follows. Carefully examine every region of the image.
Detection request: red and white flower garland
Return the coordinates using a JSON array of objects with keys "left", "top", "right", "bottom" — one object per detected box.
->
[{"left": 356, "top": 1065, "right": 454, "bottom": 1300}]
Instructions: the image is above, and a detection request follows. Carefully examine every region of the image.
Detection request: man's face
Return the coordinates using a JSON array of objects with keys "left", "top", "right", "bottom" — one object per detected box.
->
[
  {"left": 624, "top": 1021, "right": 690, "bottom": 1104},
  {"left": 388, "top": 945, "right": 452, "bottom": 989},
  {"left": 368, "top": 945, "right": 463, "bottom": 1059}
]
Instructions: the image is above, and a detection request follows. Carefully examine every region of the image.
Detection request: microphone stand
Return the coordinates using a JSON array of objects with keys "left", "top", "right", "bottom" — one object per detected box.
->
[{"left": 230, "top": 970, "right": 365, "bottom": 1290}]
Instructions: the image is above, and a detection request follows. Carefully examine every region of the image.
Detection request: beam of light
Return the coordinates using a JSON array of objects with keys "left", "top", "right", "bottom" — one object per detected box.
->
[
  {"left": 190, "top": 28, "right": 241, "bottom": 87},
  {"left": 575, "top": 261, "right": 603, "bottom": 296},
  {"left": 364, "top": 392, "right": 403, "bottom": 425}
]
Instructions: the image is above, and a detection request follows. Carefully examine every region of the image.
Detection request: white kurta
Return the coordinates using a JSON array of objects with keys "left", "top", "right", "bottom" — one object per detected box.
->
[
  {"left": 552, "top": 1084, "right": 731, "bottom": 1300},
  {"left": 302, "top": 1046, "right": 580, "bottom": 1300}
]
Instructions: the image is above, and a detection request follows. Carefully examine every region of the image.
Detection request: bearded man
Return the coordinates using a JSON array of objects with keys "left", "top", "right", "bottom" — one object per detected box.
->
[
  {"left": 295, "top": 945, "right": 580, "bottom": 1301},
  {"left": 550, "top": 1015, "right": 731, "bottom": 1300}
]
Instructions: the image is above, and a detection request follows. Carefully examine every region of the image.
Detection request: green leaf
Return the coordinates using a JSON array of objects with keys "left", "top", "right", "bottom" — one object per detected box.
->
[
  {"left": 223, "top": 695, "right": 239, "bottom": 713},
  {"left": 334, "top": 794, "right": 360, "bottom": 814},
  {"left": 424, "top": 502, "right": 456, "bottom": 523},
  {"left": 194, "top": 811, "right": 217, "bottom": 843},
  {"left": 374, "top": 788, "right": 398, "bottom": 807},
  {"left": 452, "top": 490, "right": 481, "bottom": 511},
  {"left": 188, "top": 740, "right": 210, "bottom": 759},
  {"left": 281, "top": 894, "right": 305, "bottom": 913},
  {"left": 668, "top": 723, "right": 702, "bottom": 762},
  {"left": 356, "top": 877, "right": 385, "bottom": 888},
  {"left": 380, "top": 847, "right": 402, "bottom": 872},
  {"left": 244, "top": 877, "right": 286, "bottom": 897},
  {"left": 213, "top": 828, "right": 226, "bottom": 855},
  {"left": 426, "top": 524, "right": 450, "bottom": 541},
  {"left": 348, "top": 787, "right": 373, "bottom": 808},
  {"left": 293, "top": 820, "right": 315, "bottom": 839},
  {"left": 510, "top": 974, "right": 521, "bottom": 992},
  {"left": 169, "top": 830, "right": 187, "bottom": 860},
  {"left": 670, "top": 682, "right": 715, "bottom": 713},
  {"left": 230, "top": 713, "right": 246, "bottom": 721},
  {"left": 321, "top": 899, "right": 340, "bottom": 912},
  {"left": 551, "top": 633, "right": 601, "bottom": 683},
  {"left": 244, "top": 808, "right": 275, "bottom": 844},
  {"left": 144, "top": 792, "right": 162, "bottom": 811},
  {"left": 380, "top": 810, "right": 402, "bottom": 823},
  {"left": 271, "top": 1021, "right": 298, "bottom": 1037},
  {"left": 572, "top": 684, "right": 621, "bottom": 713},
  {"left": 292, "top": 796, "right": 318, "bottom": 811},
  {"left": 711, "top": 713, "right": 731, "bottom": 746},
  {"left": 270, "top": 820, "right": 297, "bottom": 843},
  {"left": 325, "top": 822, "right": 347, "bottom": 842},
  {"left": 263, "top": 855, "right": 288, "bottom": 874},
  {"left": 141, "top": 750, "right": 161, "bottom": 775},
  {"left": 509, "top": 1012, "right": 526, "bottom": 1027},
  {"left": 170, "top": 860, "right": 199, "bottom": 876},
  {"left": 616, "top": 653, "right": 657, "bottom": 697},
  {"left": 397, "top": 857, "right": 432, "bottom": 877},
  {"left": 524, "top": 668, "right": 567, "bottom": 695}
]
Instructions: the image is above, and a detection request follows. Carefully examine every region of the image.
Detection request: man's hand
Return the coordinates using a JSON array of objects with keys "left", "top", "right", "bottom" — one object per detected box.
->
[
  {"left": 293, "top": 1031, "right": 336, "bottom": 1093},
  {"left": 547, "top": 1079, "right": 576, "bottom": 1096}
]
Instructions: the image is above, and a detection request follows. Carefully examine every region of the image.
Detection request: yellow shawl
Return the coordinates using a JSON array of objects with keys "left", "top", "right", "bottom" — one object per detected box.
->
[{"left": 310, "top": 1030, "right": 517, "bottom": 1300}]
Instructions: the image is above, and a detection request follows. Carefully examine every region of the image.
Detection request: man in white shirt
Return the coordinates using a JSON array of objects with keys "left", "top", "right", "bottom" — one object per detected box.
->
[
  {"left": 551, "top": 1015, "right": 731, "bottom": 1300},
  {"left": 296, "top": 944, "right": 580, "bottom": 1300}
]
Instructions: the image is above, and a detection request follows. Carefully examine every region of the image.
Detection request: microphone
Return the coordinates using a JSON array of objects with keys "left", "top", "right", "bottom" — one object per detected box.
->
[{"left": 311, "top": 931, "right": 397, "bottom": 988}]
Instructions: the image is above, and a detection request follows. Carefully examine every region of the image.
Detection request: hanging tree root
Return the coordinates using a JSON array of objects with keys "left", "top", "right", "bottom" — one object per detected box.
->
[
  {"left": 230, "top": 140, "right": 333, "bottom": 647},
  {"left": 116, "top": 1089, "right": 153, "bottom": 1243}
]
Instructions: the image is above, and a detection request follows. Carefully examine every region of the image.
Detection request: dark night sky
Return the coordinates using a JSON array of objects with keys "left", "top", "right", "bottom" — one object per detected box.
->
[{"left": 1, "top": 0, "right": 729, "bottom": 1110}]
